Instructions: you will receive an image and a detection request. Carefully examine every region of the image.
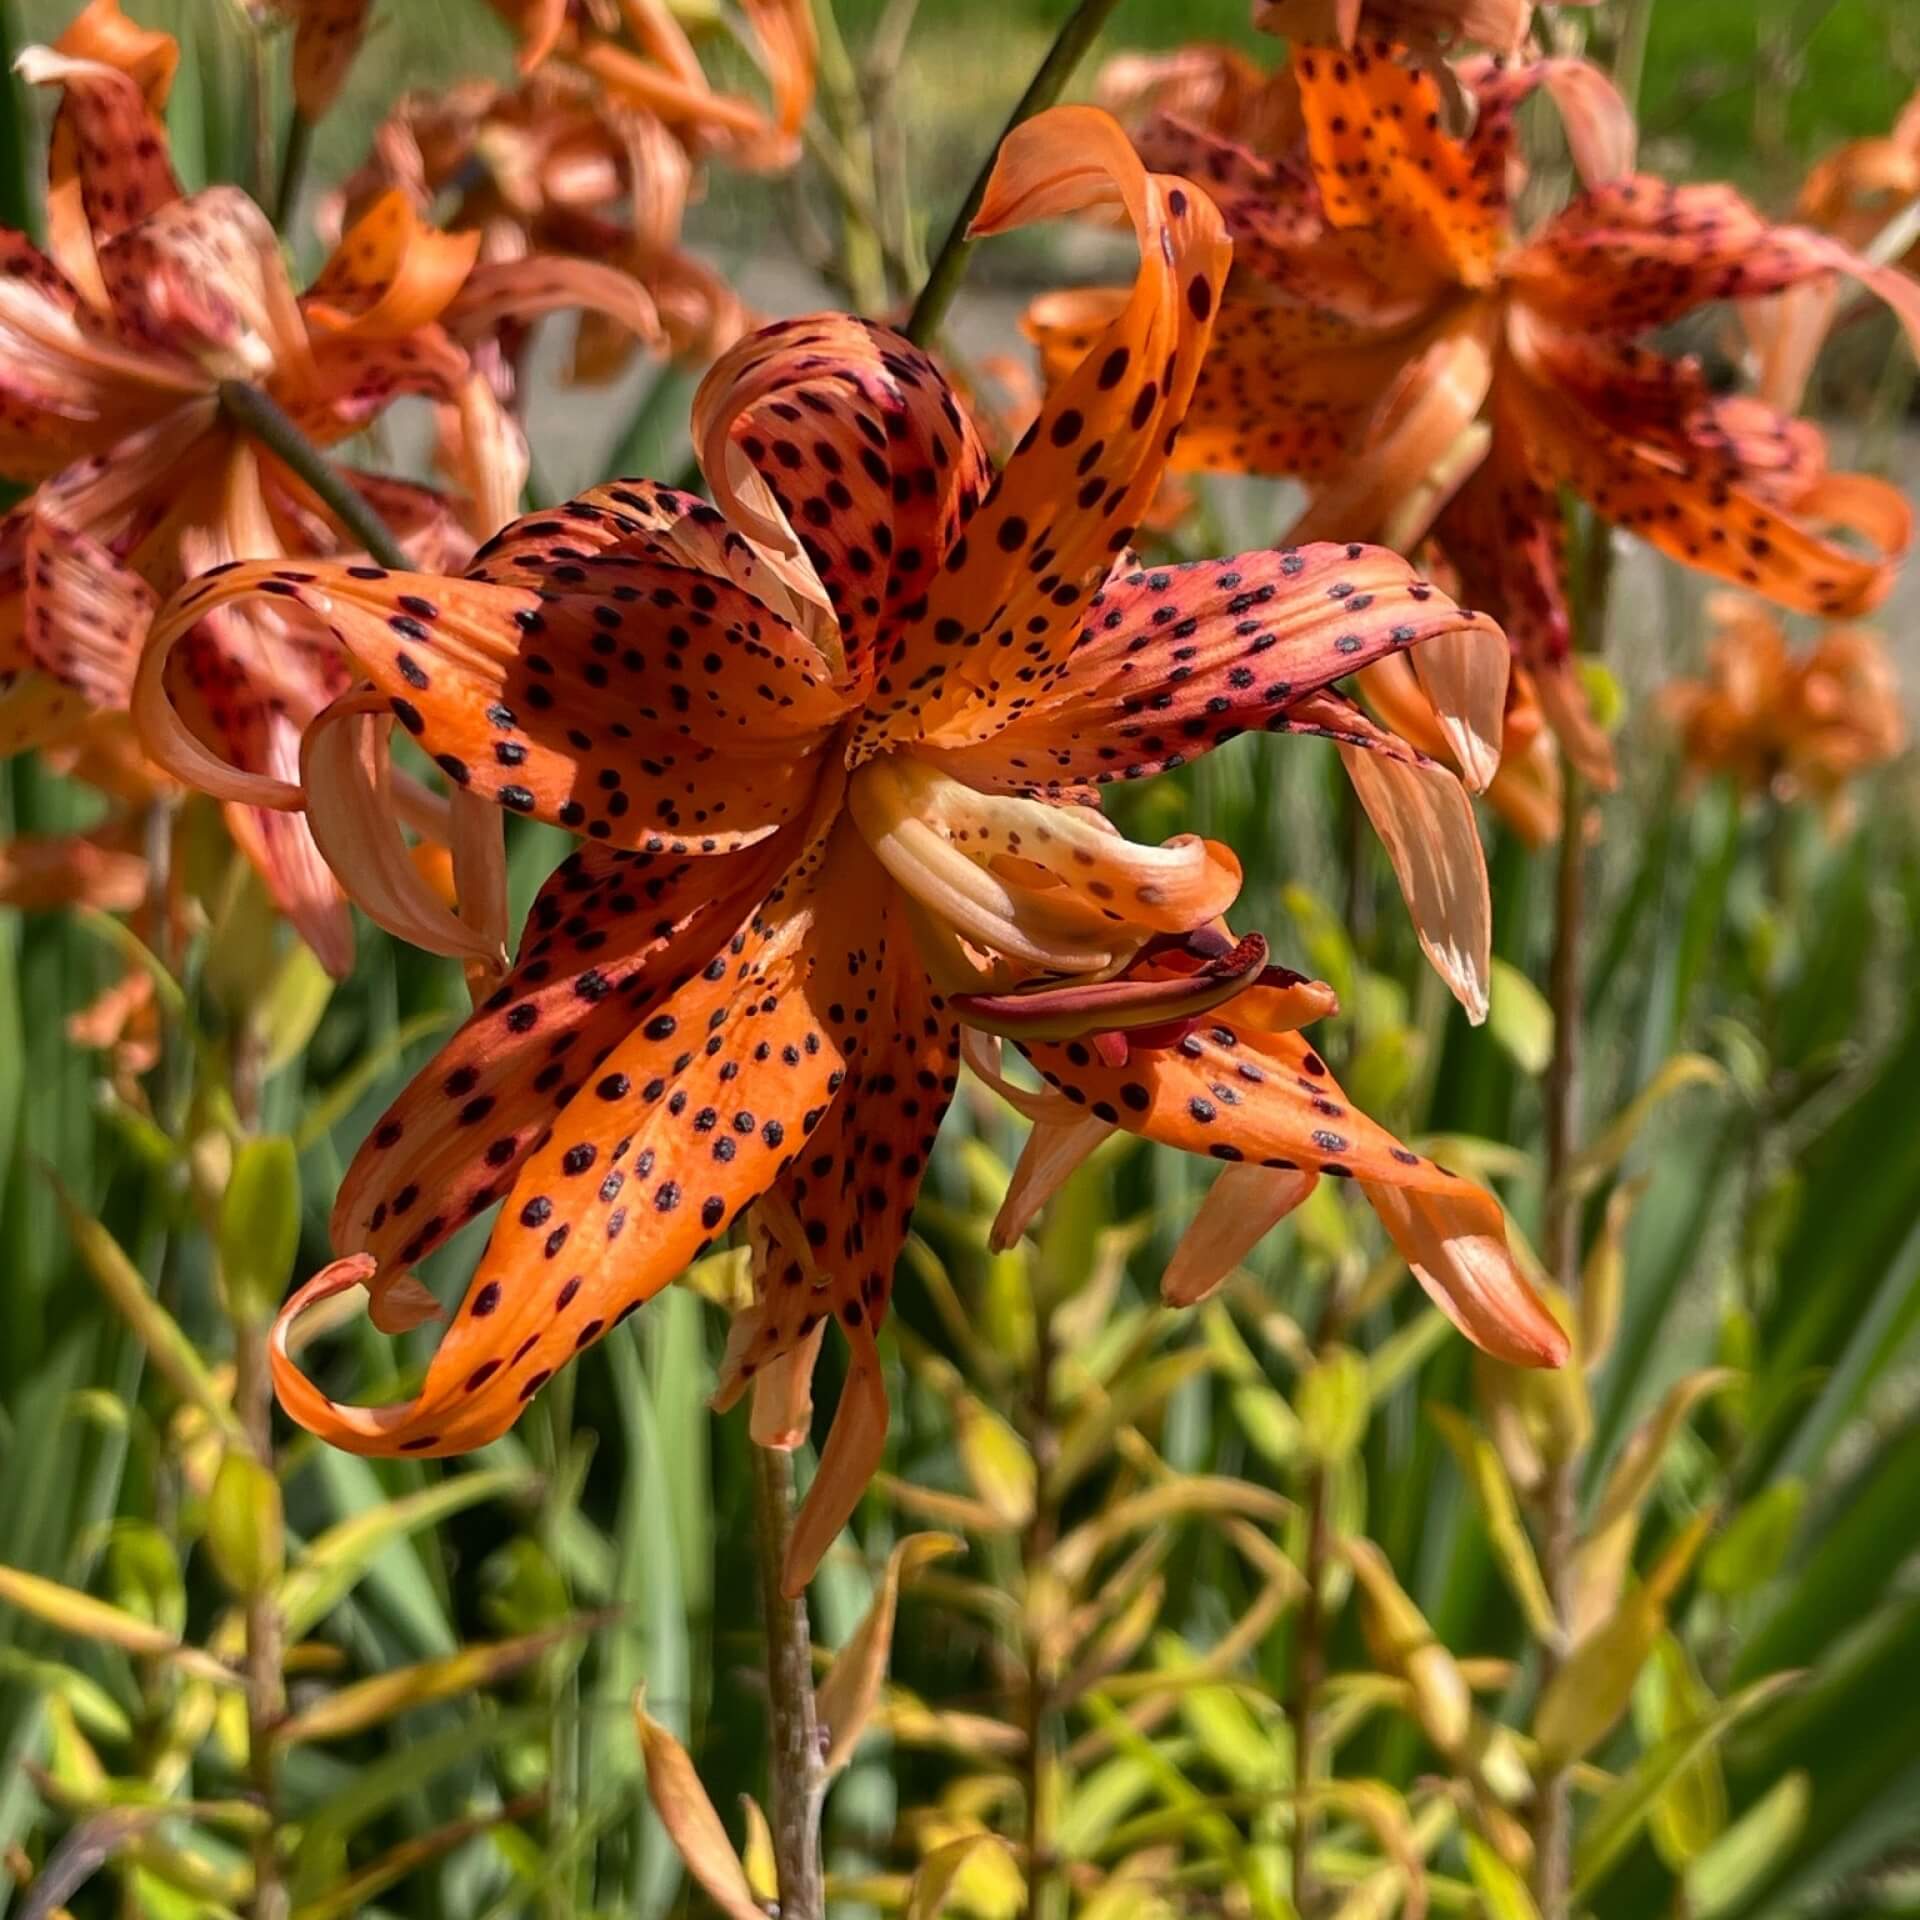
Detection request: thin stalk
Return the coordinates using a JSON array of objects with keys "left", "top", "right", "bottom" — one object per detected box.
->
[
  {"left": 1531, "top": 513, "right": 1613, "bottom": 1920},
  {"left": 247, "top": 26, "right": 276, "bottom": 208},
  {"left": 750, "top": 1445, "right": 826, "bottom": 1920},
  {"left": 217, "top": 382, "right": 411, "bottom": 570},
  {"left": 1022, "top": 1299, "right": 1064, "bottom": 1920},
  {"left": 903, "top": 0, "right": 1125, "bottom": 347},
  {"left": 274, "top": 111, "right": 313, "bottom": 236},
  {"left": 813, "top": 0, "right": 890, "bottom": 314},
  {"left": 230, "top": 1028, "right": 287, "bottom": 1920},
  {"left": 1288, "top": 1464, "right": 1330, "bottom": 1919}
]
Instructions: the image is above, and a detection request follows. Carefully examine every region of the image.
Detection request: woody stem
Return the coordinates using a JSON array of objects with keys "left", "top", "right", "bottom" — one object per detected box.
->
[
  {"left": 217, "top": 381, "right": 411, "bottom": 572},
  {"left": 1531, "top": 512, "right": 1612, "bottom": 1920},
  {"left": 750, "top": 1444, "right": 827, "bottom": 1920},
  {"left": 904, "top": 0, "right": 1125, "bottom": 346}
]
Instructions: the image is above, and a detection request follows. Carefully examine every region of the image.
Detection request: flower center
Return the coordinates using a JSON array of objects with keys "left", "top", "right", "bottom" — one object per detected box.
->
[{"left": 844, "top": 753, "right": 1242, "bottom": 994}]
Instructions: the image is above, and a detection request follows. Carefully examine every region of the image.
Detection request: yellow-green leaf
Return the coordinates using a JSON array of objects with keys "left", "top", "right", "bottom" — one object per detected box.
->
[
  {"left": 817, "top": 1534, "right": 962, "bottom": 1773},
  {"left": 633, "top": 1688, "right": 763, "bottom": 1920},
  {"left": 1564, "top": 1055, "right": 1727, "bottom": 1199},
  {"left": 1683, "top": 1771, "right": 1809, "bottom": 1919},
  {"left": 1299, "top": 1345, "right": 1369, "bottom": 1464},
  {"left": 1427, "top": 1405, "right": 1555, "bottom": 1641},
  {"left": 205, "top": 1450, "right": 284, "bottom": 1600},
  {"left": 955, "top": 1397, "right": 1036, "bottom": 1529},
  {"left": 1635, "top": 1634, "right": 1726, "bottom": 1869},
  {"left": 276, "top": 1622, "right": 592, "bottom": 1744},
  {"left": 1488, "top": 958, "right": 1553, "bottom": 1075},
  {"left": 1700, "top": 1480, "right": 1803, "bottom": 1597},
  {"left": 219, "top": 1136, "right": 301, "bottom": 1324},
  {"left": 1345, "top": 1539, "right": 1470, "bottom": 1756},
  {"left": 1464, "top": 1829, "right": 1541, "bottom": 1920},
  {"left": 0, "top": 1566, "right": 234, "bottom": 1688}
]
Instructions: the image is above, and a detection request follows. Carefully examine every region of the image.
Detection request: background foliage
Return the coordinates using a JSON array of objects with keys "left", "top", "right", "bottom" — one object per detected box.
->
[{"left": 2, "top": 1, "right": 1919, "bottom": 1917}]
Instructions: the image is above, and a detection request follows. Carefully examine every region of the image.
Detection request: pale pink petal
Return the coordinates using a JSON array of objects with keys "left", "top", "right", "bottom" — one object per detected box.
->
[{"left": 1163, "top": 1164, "right": 1318, "bottom": 1308}]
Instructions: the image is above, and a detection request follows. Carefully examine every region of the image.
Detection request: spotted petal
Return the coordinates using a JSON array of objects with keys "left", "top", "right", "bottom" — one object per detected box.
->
[
  {"left": 1021, "top": 1018, "right": 1563, "bottom": 1365},
  {"left": 875, "top": 104, "right": 1231, "bottom": 753},
  {"left": 271, "top": 812, "right": 887, "bottom": 1456},
  {"left": 141, "top": 543, "right": 848, "bottom": 853},
  {"left": 693, "top": 314, "right": 992, "bottom": 685},
  {"left": 922, "top": 541, "right": 1504, "bottom": 794}
]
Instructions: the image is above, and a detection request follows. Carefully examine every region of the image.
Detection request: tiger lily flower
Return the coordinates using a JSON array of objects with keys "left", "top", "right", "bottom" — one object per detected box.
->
[
  {"left": 0, "top": 0, "right": 658, "bottom": 972},
  {"left": 142, "top": 107, "right": 1563, "bottom": 1590},
  {"left": 488, "top": 0, "right": 817, "bottom": 174},
  {"left": 1662, "top": 595, "right": 1907, "bottom": 836},
  {"left": 326, "top": 65, "right": 750, "bottom": 386},
  {"left": 1747, "top": 87, "right": 1920, "bottom": 411},
  {"left": 1254, "top": 0, "right": 1593, "bottom": 55},
  {"left": 258, "top": 0, "right": 373, "bottom": 121},
  {"left": 1037, "top": 39, "right": 1920, "bottom": 786}
]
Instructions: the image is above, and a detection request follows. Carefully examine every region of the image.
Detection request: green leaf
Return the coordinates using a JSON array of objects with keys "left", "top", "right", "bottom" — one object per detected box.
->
[
  {"left": 1700, "top": 1479, "right": 1804, "bottom": 1597},
  {"left": 219, "top": 1136, "right": 301, "bottom": 1324},
  {"left": 1572, "top": 1673, "right": 1800, "bottom": 1896},
  {"left": 1299, "top": 1346, "right": 1369, "bottom": 1464},
  {"left": 1463, "top": 1830, "right": 1540, "bottom": 1920},
  {"left": 205, "top": 1449, "right": 284, "bottom": 1600},
  {"left": 1488, "top": 957, "right": 1553, "bottom": 1075},
  {"left": 1426, "top": 1405, "right": 1555, "bottom": 1641},
  {"left": 1683, "top": 1771, "right": 1810, "bottom": 1919}
]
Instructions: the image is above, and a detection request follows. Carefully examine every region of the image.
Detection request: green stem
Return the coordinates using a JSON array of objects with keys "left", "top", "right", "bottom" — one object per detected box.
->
[
  {"left": 750, "top": 1445, "right": 826, "bottom": 1920},
  {"left": 903, "top": 0, "right": 1125, "bottom": 347},
  {"left": 217, "top": 382, "right": 411, "bottom": 571},
  {"left": 274, "top": 111, "right": 313, "bottom": 236}
]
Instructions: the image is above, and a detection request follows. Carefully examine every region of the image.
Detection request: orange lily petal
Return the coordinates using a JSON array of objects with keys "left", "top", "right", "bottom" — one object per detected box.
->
[
  {"left": 1457, "top": 53, "right": 1636, "bottom": 193},
  {"left": 331, "top": 833, "right": 792, "bottom": 1284},
  {"left": 693, "top": 313, "right": 993, "bottom": 688},
  {"left": 922, "top": 542, "right": 1504, "bottom": 793},
  {"left": 1294, "top": 41, "right": 1502, "bottom": 289},
  {"left": 1021, "top": 1020, "right": 1563, "bottom": 1365},
  {"left": 1290, "top": 689, "right": 1491, "bottom": 1021},
  {"left": 1509, "top": 176, "right": 1920, "bottom": 348},
  {"left": 272, "top": 812, "right": 884, "bottom": 1457},
  {"left": 307, "top": 191, "right": 482, "bottom": 337},
  {"left": 879, "top": 104, "right": 1231, "bottom": 752},
  {"left": 715, "top": 917, "right": 958, "bottom": 1592},
  {"left": 289, "top": 0, "right": 372, "bottom": 121},
  {"left": 1163, "top": 1163, "right": 1316, "bottom": 1307},
  {"left": 144, "top": 547, "right": 845, "bottom": 850},
  {"left": 0, "top": 830, "right": 147, "bottom": 912},
  {"left": 17, "top": 41, "right": 181, "bottom": 310}
]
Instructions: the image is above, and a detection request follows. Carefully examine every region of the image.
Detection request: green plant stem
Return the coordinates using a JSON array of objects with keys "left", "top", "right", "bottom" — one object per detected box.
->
[
  {"left": 813, "top": 0, "right": 890, "bottom": 314},
  {"left": 218, "top": 382, "right": 411, "bottom": 571},
  {"left": 274, "top": 111, "right": 313, "bottom": 236},
  {"left": 750, "top": 1445, "right": 826, "bottom": 1920},
  {"left": 1531, "top": 514, "right": 1612, "bottom": 1920},
  {"left": 1289, "top": 1462, "right": 1330, "bottom": 1919},
  {"left": 1022, "top": 1299, "right": 1064, "bottom": 1920},
  {"left": 229, "top": 1029, "right": 287, "bottom": 1920},
  {"left": 903, "top": 0, "right": 1124, "bottom": 347}
]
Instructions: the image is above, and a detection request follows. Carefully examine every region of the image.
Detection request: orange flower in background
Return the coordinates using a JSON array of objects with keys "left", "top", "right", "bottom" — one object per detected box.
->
[
  {"left": 1255, "top": 0, "right": 1593, "bottom": 55},
  {"left": 1663, "top": 595, "right": 1907, "bottom": 833},
  {"left": 0, "top": 0, "right": 661, "bottom": 973},
  {"left": 490, "top": 0, "right": 817, "bottom": 173},
  {"left": 327, "top": 67, "right": 750, "bottom": 386},
  {"left": 274, "top": 0, "right": 374, "bottom": 121},
  {"left": 1035, "top": 40, "right": 1920, "bottom": 788},
  {"left": 143, "top": 108, "right": 1564, "bottom": 1590},
  {"left": 1747, "top": 88, "right": 1920, "bottom": 411}
]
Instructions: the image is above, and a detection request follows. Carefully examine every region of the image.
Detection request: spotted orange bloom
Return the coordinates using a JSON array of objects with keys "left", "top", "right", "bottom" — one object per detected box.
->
[
  {"left": 1748, "top": 88, "right": 1920, "bottom": 411},
  {"left": 0, "top": 0, "right": 658, "bottom": 973},
  {"left": 1255, "top": 0, "right": 1592, "bottom": 55},
  {"left": 1035, "top": 40, "right": 1920, "bottom": 786},
  {"left": 489, "top": 0, "right": 817, "bottom": 174},
  {"left": 1663, "top": 595, "right": 1907, "bottom": 834},
  {"left": 326, "top": 67, "right": 750, "bottom": 387},
  {"left": 143, "top": 108, "right": 1563, "bottom": 1589}
]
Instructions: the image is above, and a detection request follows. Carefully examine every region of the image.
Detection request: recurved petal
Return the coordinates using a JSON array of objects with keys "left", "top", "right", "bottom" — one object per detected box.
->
[
  {"left": 1457, "top": 53, "right": 1636, "bottom": 193},
  {"left": 305, "top": 190, "right": 482, "bottom": 336},
  {"left": 1508, "top": 176, "right": 1920, "bottom": 348},
  {"left": 18, "top": 39, "right": 181, "bottom": 309},
  {"left": 1360, "top": 1179, "right": 1568, "bottom": 1368},
  {"left": 272, "top": 812, "right": 885, "bottom": 1458},
  {"left": 1293, "top": 689, "right": 1491, "bottom": 1023},
  {"left": 693, "top": 313, "right": 992, "bottom": 686},
  {"left": 143, "top": 553, "right": 845, "bottom": 850},
  {"left": 94, "top": 186, "right": 312, "bottom": 385},
  {"left": 874, "top": 104, "right": 1231, "bottom": 755},
  {"left": 715, "top": 914, "right": 959, "bottom": 1591},
  {"left": 1294, "top": 41, "right": 1504, "bottom": 286},
  {"left": 1162, "top": 1163, "right": 1316, "bottom": 1307},
  {"left": 289, "top": 0, "right": 373, "bottom": 120},
  {"left": 331, "top": 834, "right": 791, "bottom": 1282},
  {"left": 923, "top": 542, "right": 1505, "bottom": 793}
]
